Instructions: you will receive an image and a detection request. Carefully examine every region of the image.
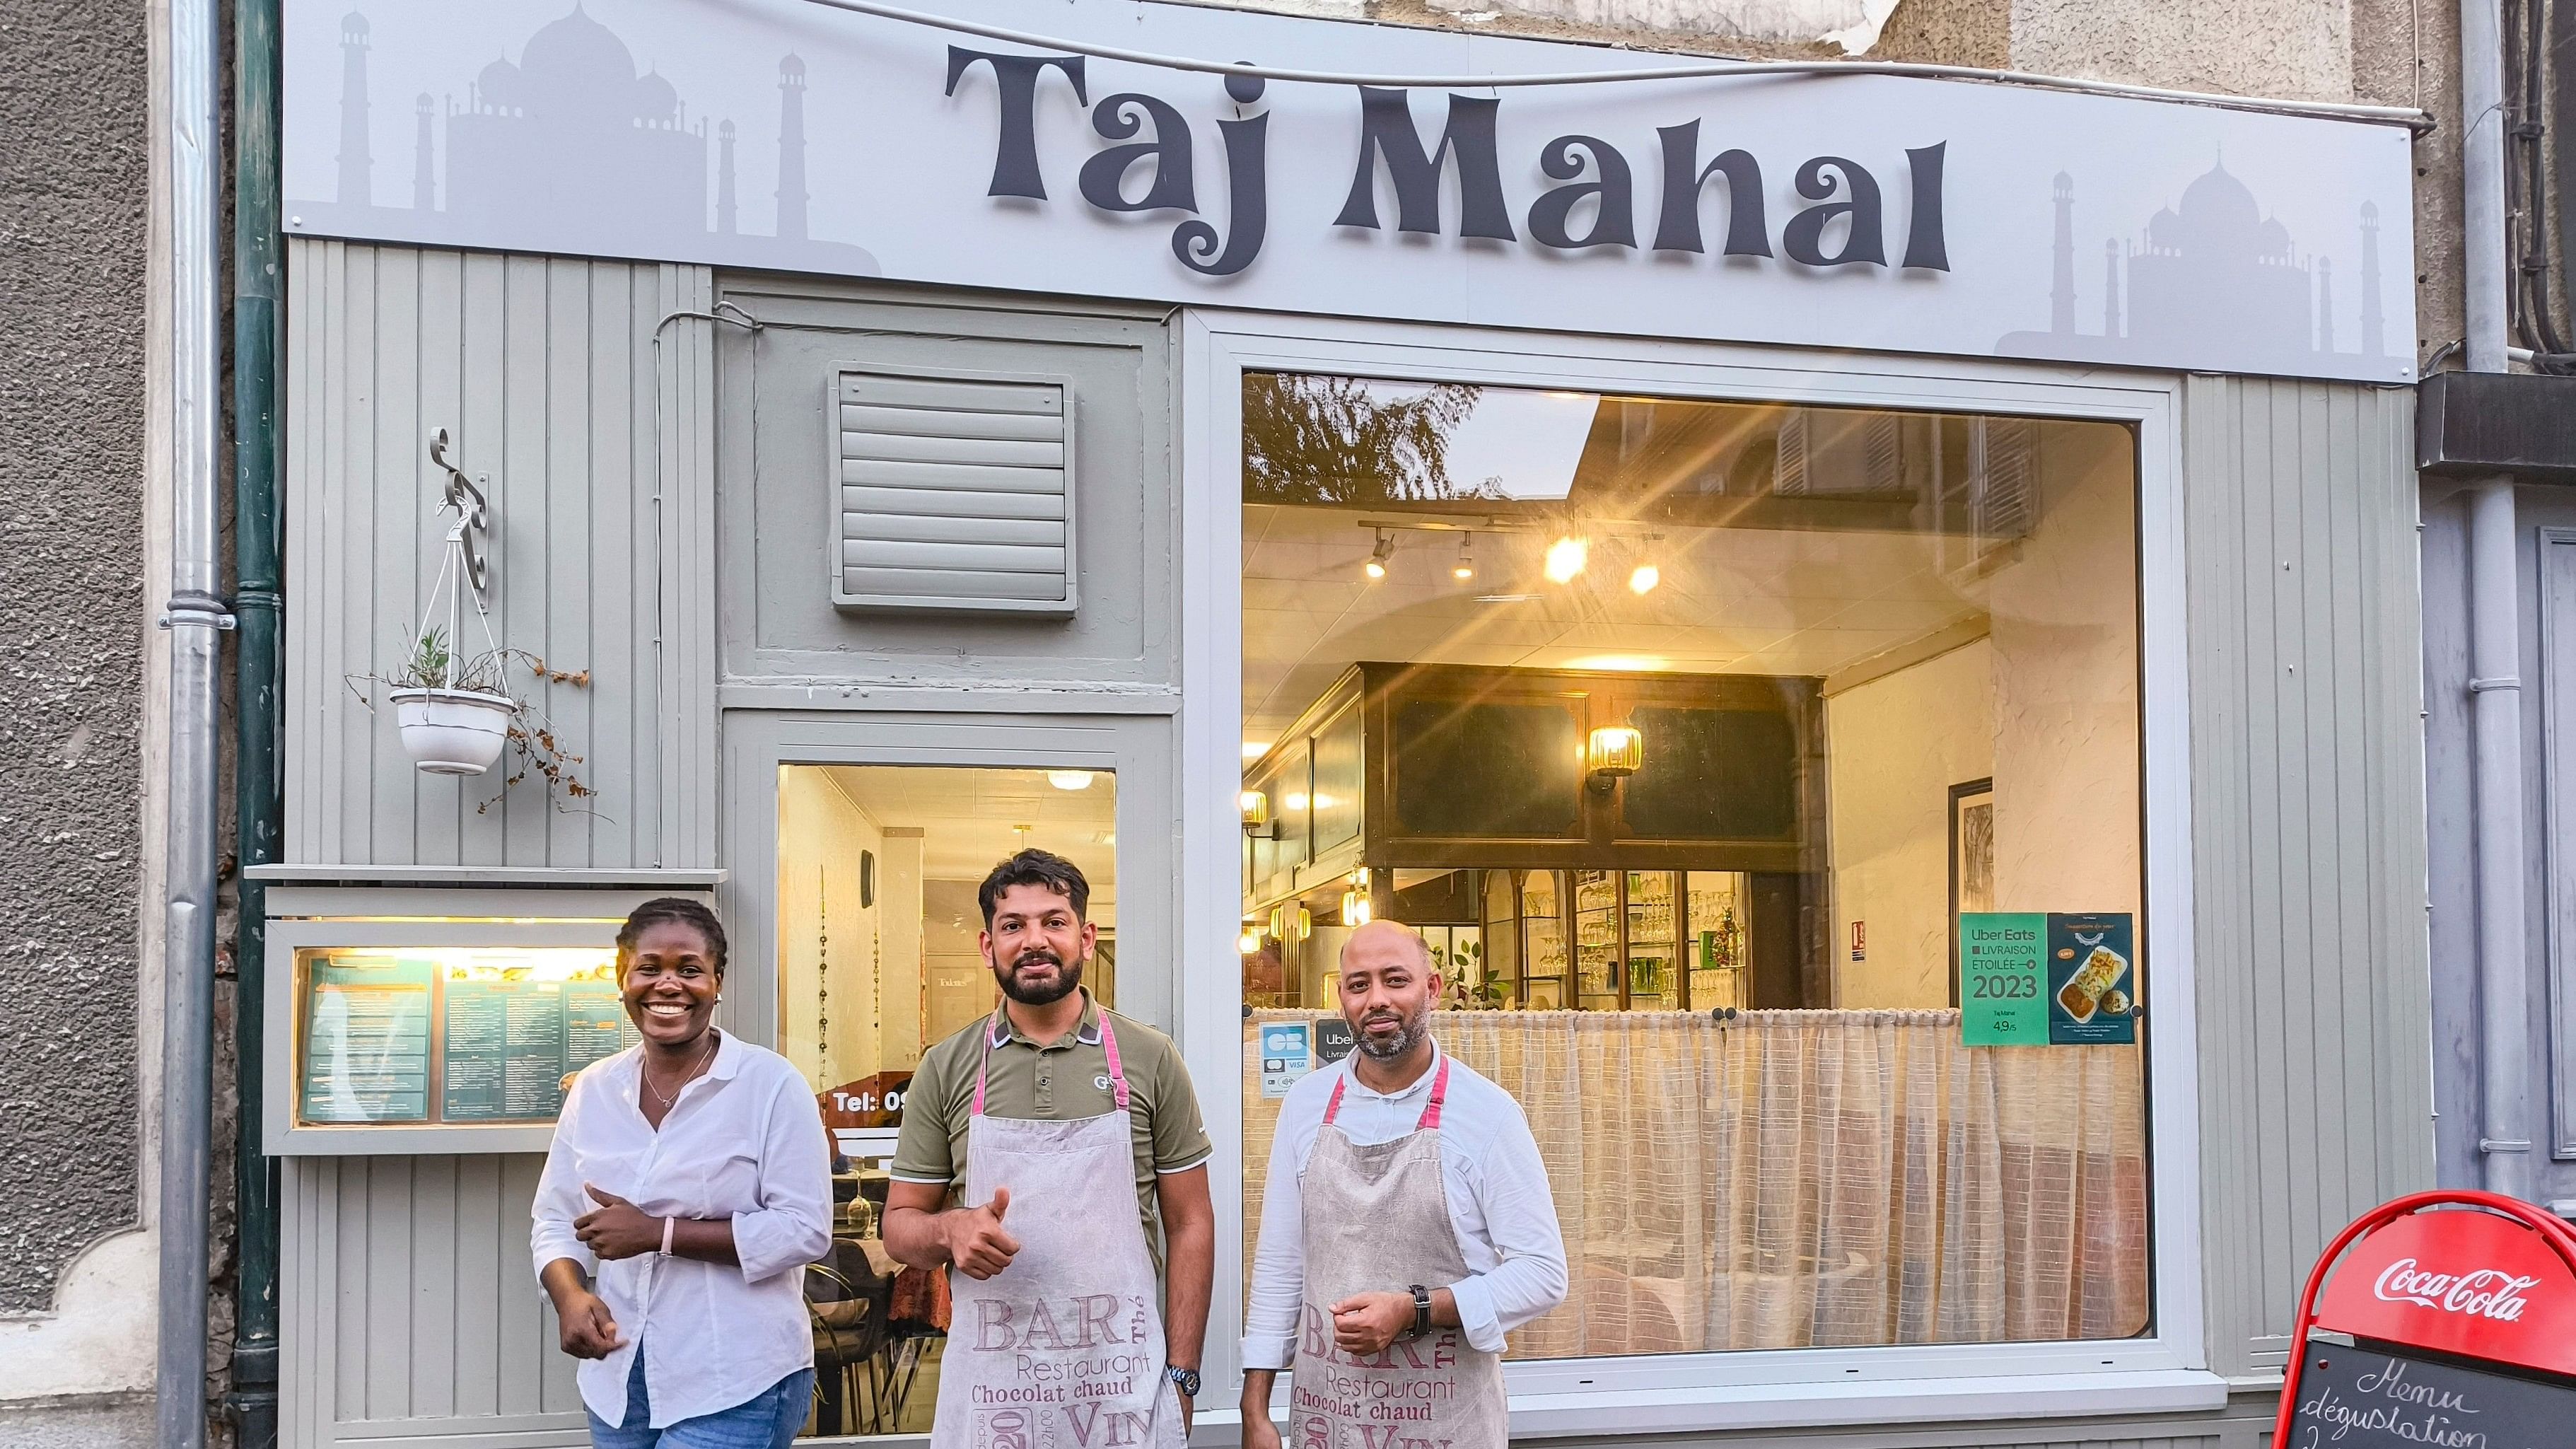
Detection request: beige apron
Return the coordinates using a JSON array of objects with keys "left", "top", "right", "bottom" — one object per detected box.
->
[
  {"left": 1289, "top": 1059, "right": 1510, "bottom": 1449},
  {"left": 931, "top": 1013, "right": 1185, "bottom": 1449}
]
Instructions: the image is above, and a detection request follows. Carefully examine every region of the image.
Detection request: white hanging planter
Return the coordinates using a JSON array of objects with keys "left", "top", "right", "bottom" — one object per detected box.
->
[{"left": 390, "top": 687, "right": 517, "bottom": 776}]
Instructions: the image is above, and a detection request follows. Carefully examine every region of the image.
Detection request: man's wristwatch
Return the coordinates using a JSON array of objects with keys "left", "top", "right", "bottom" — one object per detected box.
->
[
  {"left": 1165, "top": 1364, "right": 1201, "bottom": 1398},
  {"left": 1406, "top": 1284, "right": 1433, "bottom": 1340}
]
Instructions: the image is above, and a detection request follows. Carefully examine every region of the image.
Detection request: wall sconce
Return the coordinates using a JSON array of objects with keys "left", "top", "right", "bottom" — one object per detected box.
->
[
  {"left": 1587, "top": 724, "right": 1643, "bottom": 792},
  {"left": 1238, "top": 921, "right": 1262, "bottom": 954},
  {"left": 1338, "top": 889, "right": 1374, "bottom": 927},
  {"left": 1240, "top": 789, "right": 1271, "bottom": 835}
]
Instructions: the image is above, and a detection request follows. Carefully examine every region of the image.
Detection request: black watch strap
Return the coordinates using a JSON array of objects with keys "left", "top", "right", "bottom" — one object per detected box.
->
[{"left": 1408, "top": 1284, "right": 1432, "bottom": 1339}]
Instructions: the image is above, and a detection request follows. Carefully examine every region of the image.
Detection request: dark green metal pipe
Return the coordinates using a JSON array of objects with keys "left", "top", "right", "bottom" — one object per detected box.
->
[{"left": 228, "top": 0, "right": 283, "bottom": 1443}]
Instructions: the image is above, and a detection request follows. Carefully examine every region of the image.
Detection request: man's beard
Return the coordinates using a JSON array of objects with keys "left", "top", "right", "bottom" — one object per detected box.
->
[
  {"left": 995, "top": 947, "right": 1085, "bottom": 1006},
  {"left": 1354, "top": 1003, "right": 1428, "bottom": 1060}
]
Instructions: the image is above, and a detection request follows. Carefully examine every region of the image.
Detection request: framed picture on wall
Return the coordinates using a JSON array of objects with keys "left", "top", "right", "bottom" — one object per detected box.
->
[{"left": 1948, "top": 778, "right": 1995, "bottom": 1006}]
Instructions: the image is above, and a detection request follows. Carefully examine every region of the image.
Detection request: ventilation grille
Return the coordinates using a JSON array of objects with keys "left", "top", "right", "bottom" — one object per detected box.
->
[{"left": 833, "top": 367, "right": 1075, "bottom": 614}]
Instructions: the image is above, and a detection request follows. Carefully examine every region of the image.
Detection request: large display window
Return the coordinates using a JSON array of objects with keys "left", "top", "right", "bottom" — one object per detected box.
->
[{"left": 1234, "top": 365, "right": 2154, "bottom": 1366}]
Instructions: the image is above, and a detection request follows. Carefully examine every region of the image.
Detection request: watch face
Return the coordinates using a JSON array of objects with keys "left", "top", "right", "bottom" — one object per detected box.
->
[{"left": 1167, "top": 1366, "right": 1201, "bottom": 1396}]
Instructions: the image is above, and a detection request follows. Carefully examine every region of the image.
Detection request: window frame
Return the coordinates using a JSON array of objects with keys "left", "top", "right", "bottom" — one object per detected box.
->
[{"left": 1175, "top": 309, "right": 2213, "bottom": 1433}]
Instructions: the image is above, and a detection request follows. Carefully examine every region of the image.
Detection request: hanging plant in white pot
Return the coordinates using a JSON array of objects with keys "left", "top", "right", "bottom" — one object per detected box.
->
[
  {"left": 385, "top": 628, "right": 515, "bottom": 775},
  {"left": 349, "top": 429, "right": 596, "bottom": 808}
]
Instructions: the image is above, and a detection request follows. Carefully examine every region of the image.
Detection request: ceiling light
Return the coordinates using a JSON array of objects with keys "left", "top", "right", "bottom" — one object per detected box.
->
[
  {"left": 1047, "top": 770, "right": 1095, "bottom": 791},
  {"left": 1364, "top": 528, "right": 1394, "bottom": 581},
  {"left": 1566, "top": 654, "right": 1668, "bottom": 673},
  {"left": 1628, "top": 563, "right": 1660, "bottom": 594},
  {"left": 1242, "top": 740, "right": 1271, "bottom": 760},
  {"left": 1544, "top": 535, "right": 1588, "bottom": 584},
  {"left": 1452, "top": 533, "right": 1476, "bottom": 581}
]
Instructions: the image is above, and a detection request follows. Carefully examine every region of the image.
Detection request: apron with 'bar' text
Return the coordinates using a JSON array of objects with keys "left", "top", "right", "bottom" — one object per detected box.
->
[
  {"left": 931, "top": 1013, "right": 1186, "bottom": 1449},
  {"left": 1288, "top": 1058, "right": 1510, "bottom": 1449}
]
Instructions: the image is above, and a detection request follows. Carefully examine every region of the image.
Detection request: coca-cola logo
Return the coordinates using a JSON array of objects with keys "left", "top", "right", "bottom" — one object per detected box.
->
[{"left": 2371, "top": 1258, "right": 2541, "bottom": 1321}]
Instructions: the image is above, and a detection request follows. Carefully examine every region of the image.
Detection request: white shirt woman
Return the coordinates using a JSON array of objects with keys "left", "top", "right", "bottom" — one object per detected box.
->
[{"left": 531, "top": 900, "right": 832, "bottom": 1445}]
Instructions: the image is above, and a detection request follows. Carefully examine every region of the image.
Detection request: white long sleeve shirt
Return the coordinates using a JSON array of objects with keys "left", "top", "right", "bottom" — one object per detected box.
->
[
  {"left": 532, "top": 1033, "right": 832, "bottom": 1428},
  {"left": 1242, "top": 1042, "right": 1569, "bottom": 1369}
]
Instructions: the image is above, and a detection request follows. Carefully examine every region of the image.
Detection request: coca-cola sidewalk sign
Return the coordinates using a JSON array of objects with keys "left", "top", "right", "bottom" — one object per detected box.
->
[{"left": 2275, "top": 1192, "right": 2576, "bottom": 1449}]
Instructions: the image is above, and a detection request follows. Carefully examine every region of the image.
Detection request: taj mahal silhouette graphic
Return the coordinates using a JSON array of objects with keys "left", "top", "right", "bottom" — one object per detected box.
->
[
  {"left": 1995, "top": 157, "right": 2384, "bottom": 372},
  {"left": 293, "top": 6, "right": 877, "bottom": 274}
]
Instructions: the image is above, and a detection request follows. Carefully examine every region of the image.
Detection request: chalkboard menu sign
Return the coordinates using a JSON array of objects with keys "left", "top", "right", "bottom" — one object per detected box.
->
[
  {"left": 2275, "top": 1192, "right": 2576, "bottom": 1449},
  {"left": 2284, "top": 1337, "right": 2572, "bottom": 1449}
]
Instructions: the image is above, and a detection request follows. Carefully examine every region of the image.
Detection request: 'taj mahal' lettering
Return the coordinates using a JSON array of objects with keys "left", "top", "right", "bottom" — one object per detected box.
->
[{"left": 946, "top": 48, "right": 1950, "bottom": 280}]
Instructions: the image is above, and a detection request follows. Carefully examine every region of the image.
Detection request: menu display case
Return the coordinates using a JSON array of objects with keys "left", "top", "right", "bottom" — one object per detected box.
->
[{"left": 262, "top": 885, "right": 710, "bottom": 1154}]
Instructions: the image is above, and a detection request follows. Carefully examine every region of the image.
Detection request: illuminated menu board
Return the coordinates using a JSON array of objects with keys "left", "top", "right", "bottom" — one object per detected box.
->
[{"left": 295, "top": 947, "right": 636, "bottom": 1127}]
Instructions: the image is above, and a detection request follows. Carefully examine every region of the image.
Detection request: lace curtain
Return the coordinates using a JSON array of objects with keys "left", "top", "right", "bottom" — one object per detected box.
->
[{"left": 1242, "top": 1009, "right": 2149, "bottom": 1358}]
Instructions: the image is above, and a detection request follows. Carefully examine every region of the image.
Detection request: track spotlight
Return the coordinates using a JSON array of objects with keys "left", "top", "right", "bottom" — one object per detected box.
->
[
  {"left": 1544, "top": 535, "right": 1589, "bottom": 584},
  {"left": 1364, "top": 528, "right": 1394, "bottom": 581}
]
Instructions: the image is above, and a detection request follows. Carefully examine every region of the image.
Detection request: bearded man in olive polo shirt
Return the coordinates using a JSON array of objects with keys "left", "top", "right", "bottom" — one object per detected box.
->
[{"left": 884, "top": 849, "right": 1215, "bottom": 1443}]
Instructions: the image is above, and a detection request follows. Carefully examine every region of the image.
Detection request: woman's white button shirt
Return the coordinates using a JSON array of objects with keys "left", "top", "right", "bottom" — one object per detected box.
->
[{"left": 531, "top": 1033, "right": 832, "bottom": 1428}]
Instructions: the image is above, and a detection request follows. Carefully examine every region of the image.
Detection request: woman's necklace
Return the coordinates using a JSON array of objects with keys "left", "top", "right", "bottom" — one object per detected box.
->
[{"left": 642, "top": 1029, "right": 718, "bottom": 1112}]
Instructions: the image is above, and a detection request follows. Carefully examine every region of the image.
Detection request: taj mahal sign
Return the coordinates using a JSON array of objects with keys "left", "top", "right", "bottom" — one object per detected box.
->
[{"left": 282, "top": 0, "right": 2418, "bottom": 382}]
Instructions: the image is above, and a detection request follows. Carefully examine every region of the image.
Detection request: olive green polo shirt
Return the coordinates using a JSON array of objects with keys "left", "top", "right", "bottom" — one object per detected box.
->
[{"left": 890, "top": 990, "right": 1212, "bottom": 1257}]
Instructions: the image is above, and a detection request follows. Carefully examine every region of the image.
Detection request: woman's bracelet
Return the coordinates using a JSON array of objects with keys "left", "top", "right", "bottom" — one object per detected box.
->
[{"left": 660, "top": 1216, "right": 677, "bottom": 1257}]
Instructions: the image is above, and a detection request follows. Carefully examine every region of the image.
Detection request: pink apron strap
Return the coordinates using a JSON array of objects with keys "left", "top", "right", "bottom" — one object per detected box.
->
[
  {"left": 970, "top": 1009, "right": 1006, "bottom": 1117},
  {"left": 1417, "top": 1058, "right": 1452, "bottom": 1131},
  {"left": 1322, "top": 1056, "right": 1447, "bottom": 1129},
  {"left": 1097, "top": 1013, "right": 1133, "bottom": 1112},
  {"left": 974, "top": 1008, "right": 1131, "bottom": 1115}
]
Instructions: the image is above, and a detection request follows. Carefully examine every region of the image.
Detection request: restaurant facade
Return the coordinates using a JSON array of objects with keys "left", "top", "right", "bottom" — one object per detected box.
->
[
  {"left": 242, "top": 1, "right": 2435, "bottom": 1441},
  {"left": 6, "top": 0, "right": 2488, "bottom": 1443}
]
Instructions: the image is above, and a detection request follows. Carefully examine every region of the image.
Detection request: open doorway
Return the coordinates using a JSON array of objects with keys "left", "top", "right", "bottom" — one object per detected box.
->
[{"left": 775, "top": 762, "right": 1119, "bottom": 1437}]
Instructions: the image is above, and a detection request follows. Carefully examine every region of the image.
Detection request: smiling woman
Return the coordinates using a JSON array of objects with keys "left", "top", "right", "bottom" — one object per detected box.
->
[{"left": 530, "top": 899, "right": 835, "bottom": 1449}]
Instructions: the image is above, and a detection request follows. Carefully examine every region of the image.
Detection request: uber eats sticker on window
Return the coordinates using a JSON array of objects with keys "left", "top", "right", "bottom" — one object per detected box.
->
[
  {"left": 1959, "top": 913, "right": 2047, "bottom": 1045},
  {"left": 1959, "top": 912, "right": 2139, "bottom": 1045},
  {"left": 1258, "top": 1023, "right": 1312, "bottom": 1098}
]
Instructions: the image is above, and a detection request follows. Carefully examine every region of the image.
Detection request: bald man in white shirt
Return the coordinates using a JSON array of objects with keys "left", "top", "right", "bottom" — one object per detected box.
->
[{"left": 1240, "top": 920, "right": 1568, "bottom": 1449}]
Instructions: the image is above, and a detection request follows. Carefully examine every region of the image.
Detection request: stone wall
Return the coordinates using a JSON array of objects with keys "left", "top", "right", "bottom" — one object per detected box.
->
[{"left": 0, "top": 0, "right": 150, "bottom": 1327}]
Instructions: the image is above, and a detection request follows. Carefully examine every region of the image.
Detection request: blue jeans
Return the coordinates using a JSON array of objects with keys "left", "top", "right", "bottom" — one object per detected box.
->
[{"left": 587, "top": 1346, "right": 815, "bottom": 1449}]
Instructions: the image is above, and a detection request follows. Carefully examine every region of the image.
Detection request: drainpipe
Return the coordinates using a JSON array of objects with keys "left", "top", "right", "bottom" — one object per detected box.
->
[
  {"left": 2459, "top": 0, "right": 2533, "bottom": 1200},
  {"left": 227, "top": 0, "right": 286, "bottom": 1443},
  {"left": 157, "top": 0, "right": 231, "bottom": 1442}
]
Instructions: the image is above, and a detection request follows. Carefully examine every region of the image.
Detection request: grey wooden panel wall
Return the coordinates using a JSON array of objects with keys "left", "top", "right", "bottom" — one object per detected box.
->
[
  {"left": 2179, "top": 376, "right": 2432, "bottom": 1379},
  {"left": 282, "top": 1155, "right": 585, "bottom": 1449},
  {"left": 284, "top": 240, "right": 719, "bottom": 868}
]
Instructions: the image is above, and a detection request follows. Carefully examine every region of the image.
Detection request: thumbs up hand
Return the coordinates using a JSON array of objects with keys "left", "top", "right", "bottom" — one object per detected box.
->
[{"left": 947, "top": 1185, "right": 1022, "bottom": 1280}]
